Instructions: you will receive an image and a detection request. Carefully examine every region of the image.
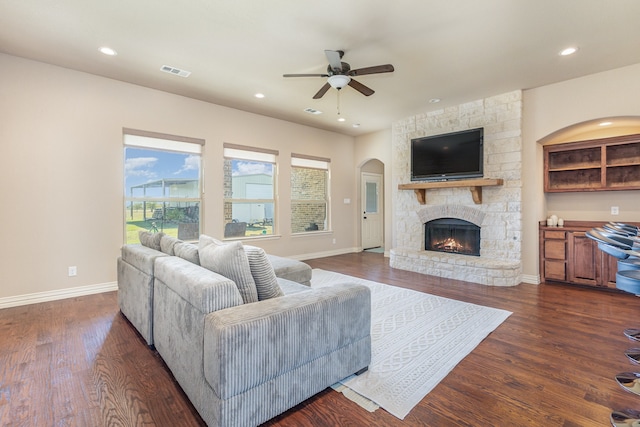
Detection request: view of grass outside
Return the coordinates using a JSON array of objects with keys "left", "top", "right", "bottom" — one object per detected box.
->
[
  {"left": 125, "top": 207, "right": 179, "bottom": 244},
  {"left": 124, "top": 134, "right": 202, "bottom": 244}
]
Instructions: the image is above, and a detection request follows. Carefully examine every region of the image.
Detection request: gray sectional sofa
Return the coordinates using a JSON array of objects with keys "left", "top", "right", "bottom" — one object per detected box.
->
[
  {"left": 117, "top": 232, "right": 371, "bottom": 427},
  {"left": 117, "top": 232, "right": 313, "bottom": 346}
]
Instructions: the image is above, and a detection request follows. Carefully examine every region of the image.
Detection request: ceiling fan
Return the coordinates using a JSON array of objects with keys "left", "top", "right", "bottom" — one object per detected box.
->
[{"left": 283, "top": 50, "right": 394, "bottom": 99}]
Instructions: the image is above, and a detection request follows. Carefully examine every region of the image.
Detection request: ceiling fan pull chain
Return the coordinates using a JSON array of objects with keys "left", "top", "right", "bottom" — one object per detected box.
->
[{"left": 337, "top": 89, "right": 341, "bottom": 116}]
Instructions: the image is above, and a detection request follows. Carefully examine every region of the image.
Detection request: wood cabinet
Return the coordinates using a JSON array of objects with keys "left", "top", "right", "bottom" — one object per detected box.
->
[
  {"left": 544, "top": 134, "right": 640, "bottom": 192},
  {"left": 539, "top": 220, "right": 632, "bottom": 289},
  {"left": 567, "top": 231, "right": 617, "bottom": 287},
  {"left": 542, "top": 229, "right": 567, "bottom": 282}
]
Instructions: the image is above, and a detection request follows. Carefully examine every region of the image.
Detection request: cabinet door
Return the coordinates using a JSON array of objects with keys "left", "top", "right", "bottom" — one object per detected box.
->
[
  {"left": 601, "top": 253, "right": 618, "bottom": 288},
  {"left": 567, "top": 231, "right": 599, "bottom": 286}
]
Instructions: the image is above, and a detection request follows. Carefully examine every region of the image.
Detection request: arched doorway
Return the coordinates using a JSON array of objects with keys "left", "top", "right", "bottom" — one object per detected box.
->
[{"left": 360, "top": 159, "right": 384, "bottom": 250}]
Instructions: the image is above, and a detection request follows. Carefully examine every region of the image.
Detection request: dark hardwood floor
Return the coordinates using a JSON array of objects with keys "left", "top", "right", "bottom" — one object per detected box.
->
[{"left": 2, "top": 252, "right": 640, "bottom": 426}]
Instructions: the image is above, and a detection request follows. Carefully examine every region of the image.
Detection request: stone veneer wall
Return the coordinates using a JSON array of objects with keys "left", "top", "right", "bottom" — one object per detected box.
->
[{"left": 390, "top": 91, "right": 523, "bottom": 286}]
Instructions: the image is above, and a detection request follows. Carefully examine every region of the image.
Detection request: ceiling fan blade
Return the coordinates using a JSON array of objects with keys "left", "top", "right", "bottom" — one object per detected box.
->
[
  {"left": 283, "top": 73, "right": 329, "bottom": 78},
  {"left": 312, "top": 82, "right": 331, "bottom": 99},
  {"left": 349, "top": 64, "right": 394, "bottom": 76},
  {"left": 324, "top": 50, "right": 343, "bottom": 72},
  {"left": 348, "top": 79, "right": 375, "bottom": 96}
]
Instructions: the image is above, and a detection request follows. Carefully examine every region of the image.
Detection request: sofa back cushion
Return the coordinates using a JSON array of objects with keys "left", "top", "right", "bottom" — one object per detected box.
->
[
  {"left": 174, "top": 241, "right": 200, "bottom": 265},
  {"left": 244, "top": 246, "right": 284, "bottom": 301},
  {"left": 160, "top": 234, "right": 181, "bottom": 255},
  {"left": 139, "top": 231, "right": 164, "bottom": 251},
  {"left": 154, "top": 256, "right": 243, "bottom": 314},
  {"left": 121, "top": 244, "right": 168, "bottom": 275},
  {"left": 199, "top": 235, "right": 259, "bottom": 304}
]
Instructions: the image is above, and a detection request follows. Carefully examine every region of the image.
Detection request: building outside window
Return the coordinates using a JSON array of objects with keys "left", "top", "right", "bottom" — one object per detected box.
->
[
  {"left": 124, "top": 130, "right": 203, "bottom": 244},
  {"left": 223, "top": 144, "right": 277, "bottom": 238},
  {"left": 291, "top": 154, "right": 330, "bottom": 233}
]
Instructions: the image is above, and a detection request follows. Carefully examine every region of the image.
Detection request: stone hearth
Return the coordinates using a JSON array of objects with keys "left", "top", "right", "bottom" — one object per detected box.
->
[{"left": 390, "top": 91, "right": 523, "bottom": 286}]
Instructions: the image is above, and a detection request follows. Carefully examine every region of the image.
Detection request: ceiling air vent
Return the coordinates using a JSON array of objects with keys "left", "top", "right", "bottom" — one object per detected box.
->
[
  {"left": 303, "top": 108, "right": 323, "bottom": 115},
  {"left": 160, "top": 65, "right": 191, "bottom": 78}
]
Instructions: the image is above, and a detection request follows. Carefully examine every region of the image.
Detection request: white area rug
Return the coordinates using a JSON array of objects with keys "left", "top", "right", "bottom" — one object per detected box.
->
[{"left": 311, "top": 269, "right": 512, "bottom": 420}]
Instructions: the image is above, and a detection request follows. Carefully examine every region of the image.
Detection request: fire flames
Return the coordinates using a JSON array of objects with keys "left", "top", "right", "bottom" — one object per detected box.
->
[{"left": 433, "top": 237, "right": 466, "bottom": 253}]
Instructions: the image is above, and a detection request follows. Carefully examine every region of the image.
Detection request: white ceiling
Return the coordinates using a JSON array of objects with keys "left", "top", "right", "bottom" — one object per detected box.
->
[{"left": 1, "top": 0, "right": 640, "bottom": 136}]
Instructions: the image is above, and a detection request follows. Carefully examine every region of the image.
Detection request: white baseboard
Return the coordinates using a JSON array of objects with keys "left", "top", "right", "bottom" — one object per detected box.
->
[
  {"left": 292, "top": 247, "right": 360, "bottom": 261},
  {"left": 0, "top": 281, "right": 118, "bottom": 309},
  {"left": 521, "top": 274, "right": 540, "bottom": 285}
]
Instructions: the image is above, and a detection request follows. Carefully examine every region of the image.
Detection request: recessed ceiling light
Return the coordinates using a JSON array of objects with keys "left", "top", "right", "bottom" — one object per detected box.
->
[
  {"left": 559, "top": 47, "right": 578, "bottom": 56},
  {"left": 254, "top": 93, "right": 265, "bottom": 99},
  {"left": 337, "top": 117, "right": 346, "bottom": 122},
  {"left": 99, "top": 46, "right": 117, "bottom": 56},
  {"left": 599, "top": 121, "right": 613, "bottom": 126},
  {"left": 429, "top": 98, "right": 441, "bottom": 104}
]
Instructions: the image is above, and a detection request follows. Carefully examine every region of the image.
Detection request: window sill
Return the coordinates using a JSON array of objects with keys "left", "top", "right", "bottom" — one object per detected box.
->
[
  {"left": 291, "top": 230, "right": 333, "bottom": 238},
  {"left": 223, "top": 234, "right": 282, "bottom": 242}
]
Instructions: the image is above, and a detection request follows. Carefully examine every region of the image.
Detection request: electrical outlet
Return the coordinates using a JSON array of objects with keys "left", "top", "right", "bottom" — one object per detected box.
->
[
  {"left": 68, "top": 266, "right": 77, "bottom": 277},
  {"left": 332, "top": 238, "right": 336, "bottom": 244},
  {"left": 611, "top": 206, "right": 619, "bottom": 215}
]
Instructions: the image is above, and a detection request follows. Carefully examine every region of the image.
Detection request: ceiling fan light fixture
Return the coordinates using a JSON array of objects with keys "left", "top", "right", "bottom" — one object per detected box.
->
[{"left": 327, "top": 74, "right": 351, "bottom": 89}]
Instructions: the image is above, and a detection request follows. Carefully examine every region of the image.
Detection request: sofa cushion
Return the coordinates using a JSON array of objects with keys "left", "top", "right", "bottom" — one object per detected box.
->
[
  {"left": 160, "top": 234, "right": 181, "bottom": 255},
  {"left": 276, "top": 277, "right": 312, "bottom": 295},
  {"left": 199, "top": 235, "right": 258, "bottom": 304},
  {"left": 139, "top": 231, "right": 164, "bottom": 251},
  {"left": 244, "top": 245, "right": 284, "bottom": 301},
  {"left": 174, "top": 241, "right": 200, "bottom": 265},
  {"left": 121, "top": 244, "right": 168, "bottom": 275},
  {"left": 267, "top": 255, "right": 312, "bottom": 286}
]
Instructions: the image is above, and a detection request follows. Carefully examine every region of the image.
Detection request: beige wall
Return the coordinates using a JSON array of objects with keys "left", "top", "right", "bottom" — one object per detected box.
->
[
  {"left": 522, "top": 62, "right": 640, "bottom": 281},
  {"left": 0, "top": 53, "right": 357, "bottom": 300},
  {"left": 3, "top": 51, "right": 638, "bottom": 301}
]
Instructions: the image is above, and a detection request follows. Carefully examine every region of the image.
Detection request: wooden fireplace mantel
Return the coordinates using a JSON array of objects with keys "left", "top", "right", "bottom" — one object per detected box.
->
[{"left": 398, "top": 178, "right": 504, "bottom": 205}]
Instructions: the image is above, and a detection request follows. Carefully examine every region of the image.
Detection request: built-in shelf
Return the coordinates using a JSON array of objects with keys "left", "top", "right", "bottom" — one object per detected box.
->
[
  {"left": 544, "top": 134, "right": 640, "bottom": 192},
  {"left": 398, "top": 178, "right": 504, "bottom": 204}
]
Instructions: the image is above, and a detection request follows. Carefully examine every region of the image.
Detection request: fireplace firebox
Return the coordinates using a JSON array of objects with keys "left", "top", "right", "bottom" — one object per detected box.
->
[{"left": 425, "top": 218, "right": 480, "bottom": 256}]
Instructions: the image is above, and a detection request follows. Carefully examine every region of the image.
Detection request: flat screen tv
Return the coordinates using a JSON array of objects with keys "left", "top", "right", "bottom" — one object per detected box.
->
[{"left": 410, "top": 128, "right": 484, "bottom": 181}]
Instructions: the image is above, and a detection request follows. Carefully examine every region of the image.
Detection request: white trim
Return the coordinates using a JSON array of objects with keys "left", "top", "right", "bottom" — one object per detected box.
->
[
  {"left": 521, "top": 274, "right": 541, "bottom": 285},
  {"left": 288, "top": 247, "right": 360, "bottom": 261},
  {"left": 0, "top": 282, "right": 118, "bottom": 309},
  {"left": 124, "top": 134, "right": 202, "bottom": 153}
]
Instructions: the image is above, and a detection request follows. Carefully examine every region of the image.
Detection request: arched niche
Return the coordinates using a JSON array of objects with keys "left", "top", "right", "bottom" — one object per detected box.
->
[{"left": 538, "top": 116, "right": 640, "bottom": 145}]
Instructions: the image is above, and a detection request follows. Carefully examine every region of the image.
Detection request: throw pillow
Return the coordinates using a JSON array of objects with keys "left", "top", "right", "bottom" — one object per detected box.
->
[
  {"left": 244, "top": 245, "right": 283, "bottom": 300},
  {"left": 174, "top": 242, "right": 200, "bottom": 265},
  {"left": 198, "top": 235, "right": 258, "bottom": 304},
  {"left": 160, "top": 235, "right": 181, "bottom": 255},
  {"left": 139, "top": 231, "right": 164, "bottom": 251}
]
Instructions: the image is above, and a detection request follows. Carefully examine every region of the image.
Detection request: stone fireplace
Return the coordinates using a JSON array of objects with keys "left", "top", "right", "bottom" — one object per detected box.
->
[
  {"left": 390, "top": 91, "right": 523, "bottom": 286},
  {"left": 425, "top": 218, "right": 480, "bottom": 256}
]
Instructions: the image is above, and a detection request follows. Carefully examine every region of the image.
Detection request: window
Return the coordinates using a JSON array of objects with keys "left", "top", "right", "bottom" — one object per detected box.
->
[
  {"left": 124, "top": 130, "right": 203, "bottom": 244},
  {"left": 291, "top": 154, "right": 330, "bottom": 233},
  {"left": 223, "top": 144, "right": 277, "bottom": 238}
]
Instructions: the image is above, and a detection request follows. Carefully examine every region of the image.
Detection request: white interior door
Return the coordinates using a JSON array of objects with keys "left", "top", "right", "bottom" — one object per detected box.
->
[{"left": 361, "top": 173, "right": 383, "bottom": 250}]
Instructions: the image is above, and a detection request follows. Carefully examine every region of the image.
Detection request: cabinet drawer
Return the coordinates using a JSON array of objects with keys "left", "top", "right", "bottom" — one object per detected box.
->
[
  {"left": 545, "top": 260, "right": 566, "bottom": 281},
  {"left": 544, "top": 240, "right": 566, "bottom": 260},
  {"left": 544, "top": 230, "right": 566, "bottom": 239}
]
